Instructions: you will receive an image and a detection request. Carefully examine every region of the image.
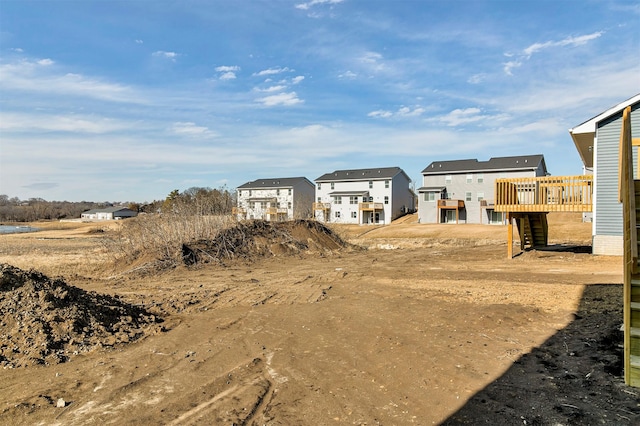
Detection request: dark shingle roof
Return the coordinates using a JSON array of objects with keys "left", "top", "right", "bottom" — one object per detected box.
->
[
  {"left": 422, "top": 155, "right": 546, "bottom": 175},
  {"left": 315, "top": 166, "right": 407, "bottom": 182},
  {"left": 237, "top": 177, "right": 312, "bottom": 189},
  {"left": 82, "top": 207, "right": 133, "bottom": 214}
]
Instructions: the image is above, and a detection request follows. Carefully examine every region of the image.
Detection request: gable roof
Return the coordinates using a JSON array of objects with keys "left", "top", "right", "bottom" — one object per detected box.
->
[
  {"left": 315, "top": 166, "right": 409, "bottom": 182},
  {"left": 422, "top": 155, "right": 546, "bottom": 175},
  {"left": 569, "top": 93, "right": 640, "bottom": 168},
  {"left": 237, "top": 177, "right": 312, "bottom": 189}
]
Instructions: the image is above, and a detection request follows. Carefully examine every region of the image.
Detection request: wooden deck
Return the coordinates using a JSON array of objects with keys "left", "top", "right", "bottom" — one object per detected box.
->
[{"left": 495, "top": 175, "right": 593, "bottom": 213}]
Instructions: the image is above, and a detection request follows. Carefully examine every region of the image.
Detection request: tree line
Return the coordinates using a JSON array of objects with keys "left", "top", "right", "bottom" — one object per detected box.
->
[{"left": 0, "top": 187, "right": 235, "bottom": 222}]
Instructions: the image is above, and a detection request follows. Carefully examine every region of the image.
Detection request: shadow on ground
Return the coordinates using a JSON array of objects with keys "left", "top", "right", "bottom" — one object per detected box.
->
[{"left": 441, "top": 284, "right": 640, "bottom": 426}]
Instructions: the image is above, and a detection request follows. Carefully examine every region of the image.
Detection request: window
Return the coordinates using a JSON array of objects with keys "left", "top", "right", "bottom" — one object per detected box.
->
[
  {"left": 317, "top": 183, "right": 321, "bottom": 190},
  {"left": 384, "top": 196, "right": 389, "bottom": 204},
  {"left": 465, "top": 192, "right": 472, "bottom": 202},
  {"left": 250, "top": 201, "right": 255, "bottom": 209},
  {"left": 288, "top": 188, "right": 292, "bottom": 195},
  {"left": 317, "top": 197, "right": 321, "bottom": 202},
  {"left": 445, "top": 175, "right": 452, "bottom": 183},
  {"left": 424, "top": 192, "right": 435, "bottom": 202},
  {"left": 349, "top": 196, "right": 358, "bottom": 204},
  {"left": 260, "top": 201, "right": 266, "bottom": 209},
  {"left": 385, "top": 180, "right": 389, "bottom": 189},
  {"left": 477, "top": 174, "right": 484, "bottom": 183},
  {"left": 249, "top": 190, "right": 252, "bottom": 196},
  {"left": 288, "top": 202, "right": 292, "bottom": 209},
  {"left": 333, "top": 196, "right": 342, "bottom": 204},
  {"left": 477, "top": 192, "right": 484, "bottom": 201},
  {"left": 466, "top": 174, "right": 473, "bottom": 183},
  {"left": 276, "top": 189, "right": 280, "bottom": 196},
  {"left": 369, "top": 181, "right": 373, "bottom": 189},
  {"left": 335, "top": 211, "right": 341, "bottom": 218},
  {"left": 331, "top": 182, "right": 335, "bottom": 190},
  {"left": 351, "top": 212, "right": 357, "bottom": 218}
]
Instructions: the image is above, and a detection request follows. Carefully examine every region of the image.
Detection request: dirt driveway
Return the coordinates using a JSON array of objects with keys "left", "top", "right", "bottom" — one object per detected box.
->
[{"left": 0, "top": 214, "right": 638, "bottom": 425}]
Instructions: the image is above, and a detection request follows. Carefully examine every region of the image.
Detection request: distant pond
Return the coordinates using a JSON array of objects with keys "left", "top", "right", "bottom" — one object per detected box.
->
[{"left": 0, "top": 225, "right": 40, "bottom": 235}]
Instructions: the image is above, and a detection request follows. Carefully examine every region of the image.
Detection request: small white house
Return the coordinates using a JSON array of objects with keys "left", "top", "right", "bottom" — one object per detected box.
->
[
  {"left": 313, "top": 166, "right": 414, "bottom": 225},
  {"left": 235, "top": 177, "right": 315, "bottom": 221},
  {"left": 81, "top": 207, "right": 137, "bottom": 220}
]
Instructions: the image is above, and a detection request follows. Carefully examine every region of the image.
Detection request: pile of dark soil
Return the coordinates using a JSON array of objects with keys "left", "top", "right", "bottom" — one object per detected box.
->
[
  {"left": 0, "top": 264, "right": 163, "bottom": 368},
  {"left": 182, "top": 219, "right": 353, "bottom": 266}
]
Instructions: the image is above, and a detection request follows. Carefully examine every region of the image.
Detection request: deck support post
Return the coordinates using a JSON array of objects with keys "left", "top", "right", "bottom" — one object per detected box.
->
[{"left": 507, "top": 213, "right": 513, "bottom": 259}]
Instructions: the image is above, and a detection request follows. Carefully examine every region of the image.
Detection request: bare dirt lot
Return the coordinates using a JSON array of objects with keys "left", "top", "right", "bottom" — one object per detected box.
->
[{"left": 1, "top": 213, "right": 638, "bottom": 425}]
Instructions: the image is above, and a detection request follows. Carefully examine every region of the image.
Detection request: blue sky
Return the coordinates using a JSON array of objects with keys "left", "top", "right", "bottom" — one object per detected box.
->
[{"left": 1, "top": 0, "right": 639, "bottom": 203}]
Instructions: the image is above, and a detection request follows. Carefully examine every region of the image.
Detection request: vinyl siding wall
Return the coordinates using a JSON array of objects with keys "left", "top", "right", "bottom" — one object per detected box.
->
[
  {"left": 419, "top": 169, "right": 540, "bottom": 224},
  {"left": 593, "top": 102, "right": 640, "bottom": 255}
]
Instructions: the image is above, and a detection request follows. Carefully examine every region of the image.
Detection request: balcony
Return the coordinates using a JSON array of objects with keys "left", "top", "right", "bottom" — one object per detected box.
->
[
  {"left": 494, "top": 175, "right": 593, "bottom": 213},
  {"left": 359, "top": 202, "right": 384, "bottom": 211},
  {"left": 266, "top": 207, "right": 288, "bottom": 215},
  {"left": 313, "top": 202, "right": 331, "bottom": 210},
  {"left": 437, "top": 199, "right": 465, "bottom": 209}
]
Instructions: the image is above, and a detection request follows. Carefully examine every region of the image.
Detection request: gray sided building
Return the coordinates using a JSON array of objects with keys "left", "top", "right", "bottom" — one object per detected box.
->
[
  {"left": 418, "top": 155, "right": 548, "bottom": 224},
  {"left": 570, "top": 94, "right": 640, "bottom": 256},
  {"left": 236, "top": 177, "right": 315, "bottom": 221}
]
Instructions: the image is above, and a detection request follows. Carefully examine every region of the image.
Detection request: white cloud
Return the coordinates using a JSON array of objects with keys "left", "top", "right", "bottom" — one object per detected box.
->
[
  {"left": 215, "top": 65, "right": 240, "bottom": 80},
  {"left": 253, "top": 67, "right": 292, "bottom": 76},
  {"left": 437, "top": 108, "right": 486, "bottom": 127},
  {"left": 467, "top": 73, "right": 486, "bottom": 84},
  {"left": 255, "top": 92, "right": 303, "bottom": 106},
  {"left": 152, "top": 51, "right": 178, "bottom": 61},
  {"left": 258, "top": 85, "right": 287, "bottom": 93},
  {"left": 368, "top": 110, "right": 393, "bottom": 118},
  {"left": 0, "top": 59, "right": 141, "bottom": 103},
  {"left": 523, "top": 32, "right": 604, "bottom": 58},
  {"left": 504, "top": 31, "right": 603, "bottom": 75},
  {"left": 368, "top": 106, "right": 425, "bottom": 119},
  {"left": 295, "top": 0, "right": 344, "bottom": 10},
  {"left": 338, "top": 70, "right": 357, "bottom": 79},
  {"left": 219, "top": 72, "right": 237, "bottom": 80},
  {"left": 0, "top": 112, "right": 133, "bottom": 133},
  {"left": 291, "top": 76, "right": 305, "bottom": 84},
  {"left": 135, "top": 39, "right": 143, "bottom": 44},
  {"left": 170, "top": 122, "right": 215, "bottom": 137},
  {"left": 215, "top": 65, "right": 240, "bottom": 72}
]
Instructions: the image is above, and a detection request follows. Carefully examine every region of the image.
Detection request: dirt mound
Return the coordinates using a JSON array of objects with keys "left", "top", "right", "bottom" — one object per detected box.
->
[
  {"left": 0, "top": 264, "right": 163, "bottom": 368},
  {"left": 182, "top": 219, "right": 353, "bottom": 266}
]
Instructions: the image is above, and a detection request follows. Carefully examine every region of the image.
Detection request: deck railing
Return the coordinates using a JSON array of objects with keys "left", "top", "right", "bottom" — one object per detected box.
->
[
  {"left": 437, "top": 199, "right": 465, "bottom": 208},
  {"left": 495, "top": 175, "right": 593, "bottom": 212},
  {"left": 313, "top": 202, "right": 331, "bottom": 210},
  {"left": 266, "top": 207, "right": 288, "bottom": 215},
  {"left": 359, "top": 202, "right": 384, "bottom": 211}
]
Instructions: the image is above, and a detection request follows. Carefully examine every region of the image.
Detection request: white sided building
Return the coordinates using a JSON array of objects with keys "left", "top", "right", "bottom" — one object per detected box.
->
[
  {"left": 313, "top": 166, "right": 414, "bottom": 225},
  {"left": 235, "top": 177, "right": 315, "bottom": 221}
]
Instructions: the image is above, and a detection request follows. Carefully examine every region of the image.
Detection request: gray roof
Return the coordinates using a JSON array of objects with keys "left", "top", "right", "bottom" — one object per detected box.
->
[
  {"left": 422, "top": 155, "right": 546, "bottom": 175},
  {"left": 237, "top": 177, "right": 312, "bottom": 189},
  {"left": 315, "top": 166, "right": 407, "bottom": 182},
  {"left": 82, "top": 207, "right": 134, "bottom": 214},
  {"left": 329, "top": 191, "right": 369, "bottom": 196},
  {"left": 416, "top": 186, "right": 446, "bottom": 192}
]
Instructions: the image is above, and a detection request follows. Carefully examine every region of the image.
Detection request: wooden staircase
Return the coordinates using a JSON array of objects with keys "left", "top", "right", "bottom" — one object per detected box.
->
[
  {"left": 514, "top": 213, "right": 548, "bottom": 249},
  {"left": 629, "top": 180, "right": 640, "bottom": 386},
  {"left": 620, "top": 105, "right": 639, "bottom": 387}
]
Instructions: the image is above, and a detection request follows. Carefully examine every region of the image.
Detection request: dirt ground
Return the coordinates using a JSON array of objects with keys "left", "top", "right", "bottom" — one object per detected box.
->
[{"left": 1, "top": 213, "right": 638, "bottom": 425}]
